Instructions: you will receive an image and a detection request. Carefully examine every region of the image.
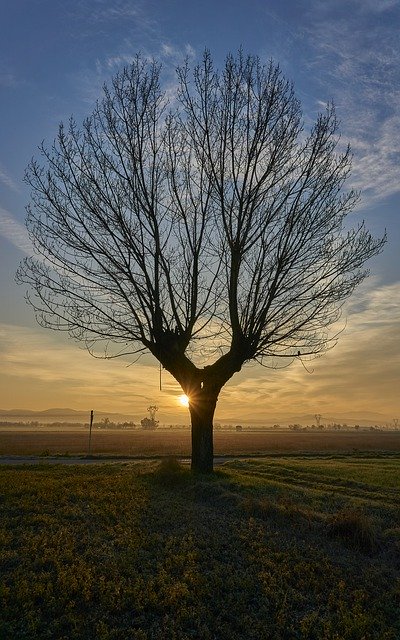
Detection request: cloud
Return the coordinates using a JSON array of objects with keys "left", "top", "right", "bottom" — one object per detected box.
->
[
  {"left": 0, "top": 323, "right": 186, "bottom": 419},
  {"left": 256, "top": 1, "right": 399, "bottom": 205},
  {"left": 74, "top": 40, "right": 197, "bottom": 111},
  {"left": 63, "top": 1, "right": 158, "bottom": 106},
  {"left": 0, "top": 60, "right": 28, "bottom": 89},
  {"left": 304, "top": 0, "right": 400, "bottom": 203},
  {"left": 0, "top": 279, "right": 398, "bottom": 421},
  {"left": 61, "top": 0, "right": 198, "bottom": 108},
  {"left": 160, "top": 42, "right": 196, "bottom": 62},
  {"left": 0, "top": 166, "right": 20, "bottom": 193},
  {"left": 354, "top": 0, "right": 399, "bottom": 13},
  {"left": 67, "top": 0, "right": 152, "bottom": 27},
  {"left": 0, "top": 70, "right": 19, "bottom": 88},
  {"left": 347, "top": 115, "right": 400, "bottom": 201},
  {"left": 91, "top": 3, "right": 141, "bottom": 21},
  {"left": 0, "top": 207, "right": 33, "bottom": 254},
  {"left": 100, "top": 42, "right": 196, "bottom": 74},
  {"left": 216, "top": 279, "right": 400, "bottom": 421}
]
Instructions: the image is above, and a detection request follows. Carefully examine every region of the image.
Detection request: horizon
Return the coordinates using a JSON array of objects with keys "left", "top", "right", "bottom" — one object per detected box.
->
[{"left": 0, "top": 405, "right": 397, "bottom": 428}]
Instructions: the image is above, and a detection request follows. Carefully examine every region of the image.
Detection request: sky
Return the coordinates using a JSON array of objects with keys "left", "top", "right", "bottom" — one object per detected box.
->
[{"left": 0, "top": 0, "right": 399, "bottom": 424}]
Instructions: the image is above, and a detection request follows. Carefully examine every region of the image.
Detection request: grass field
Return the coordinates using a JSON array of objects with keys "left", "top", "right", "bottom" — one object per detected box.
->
[
  {"left": 1, "top": 428, "right": 400, "bottom": 457},
  {"left": 1, "top": 455, "right": 399, "bottom": 639}
]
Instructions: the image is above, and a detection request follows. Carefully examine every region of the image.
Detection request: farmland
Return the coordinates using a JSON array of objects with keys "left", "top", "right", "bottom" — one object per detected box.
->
[
  {"left": 1, "top": 453, "right": 399, "bottom": 639},
  {"left": 1, "top": 427, "right": 399, "bottom": 457}
]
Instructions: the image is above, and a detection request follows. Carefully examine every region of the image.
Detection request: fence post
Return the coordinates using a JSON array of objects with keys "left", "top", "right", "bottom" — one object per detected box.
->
[{"left": 88, "top": 410, "right": 94, "bottom": 456}]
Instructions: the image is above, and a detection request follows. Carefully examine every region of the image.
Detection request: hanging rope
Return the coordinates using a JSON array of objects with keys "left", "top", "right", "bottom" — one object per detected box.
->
[{"left": 297, "top": 351, "right": 315, "bottom": 374}]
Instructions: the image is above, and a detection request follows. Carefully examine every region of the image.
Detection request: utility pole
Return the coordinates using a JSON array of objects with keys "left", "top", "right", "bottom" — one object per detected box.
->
[{"left": 88, "top": 410, "right": 94, "bottom": 456}]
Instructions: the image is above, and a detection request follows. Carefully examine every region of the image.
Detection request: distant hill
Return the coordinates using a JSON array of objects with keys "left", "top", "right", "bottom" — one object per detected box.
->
[
  {"left": 0, "top": 408, "right": 85, "bottom": 416},
  {"left": 0, "top": 408, "right": 137, "bottom": 423},
  {"left": 0, "top": 408, "right": 90, "bottom": 417}
]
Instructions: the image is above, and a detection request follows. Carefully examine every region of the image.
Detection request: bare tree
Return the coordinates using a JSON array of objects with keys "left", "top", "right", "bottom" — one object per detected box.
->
[{"left": 17, "top": 51, "right": 385, "bottom": 472}]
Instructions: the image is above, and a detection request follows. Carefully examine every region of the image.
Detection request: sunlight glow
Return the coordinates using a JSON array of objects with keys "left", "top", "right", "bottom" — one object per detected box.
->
[{"left": 178, "top": 394, "right": 190, "bottom": 408}]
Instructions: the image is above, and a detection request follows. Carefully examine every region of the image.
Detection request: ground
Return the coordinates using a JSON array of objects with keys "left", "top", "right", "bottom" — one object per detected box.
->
[
  {"left": 1, "top": 453, "right": 399, "bottom": 639},
  {"left": 1, "top": 426, "right": 399, "bottom": 457}
]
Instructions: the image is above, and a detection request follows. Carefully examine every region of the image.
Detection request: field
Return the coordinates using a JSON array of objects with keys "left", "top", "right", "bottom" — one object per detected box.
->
[
  {"left": 1, "top": 427, "right": 400, "bottom": 457},
  {"left": 1, "top": 454, "right": 399, "bottom": 639}
]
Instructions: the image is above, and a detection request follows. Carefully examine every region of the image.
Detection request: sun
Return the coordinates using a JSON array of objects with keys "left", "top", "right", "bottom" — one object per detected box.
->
[{"left": 178, "top": 394, "right": 190, "bottom": 408}]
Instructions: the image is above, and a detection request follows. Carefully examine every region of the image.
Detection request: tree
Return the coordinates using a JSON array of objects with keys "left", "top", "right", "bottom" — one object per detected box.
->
[{"left": 17, "top": 51, "right": 385, "bottom": 472}]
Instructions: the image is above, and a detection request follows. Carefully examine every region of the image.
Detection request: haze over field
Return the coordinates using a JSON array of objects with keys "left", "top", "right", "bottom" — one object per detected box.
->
[
  {"left": 0, "top": 407, "right": 396, "bottom": 429},
  {"left": 1, "top": 1, "right": 399, "bottom": 423}
]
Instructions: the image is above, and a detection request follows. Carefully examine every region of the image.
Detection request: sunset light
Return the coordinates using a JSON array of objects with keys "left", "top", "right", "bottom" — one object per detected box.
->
[
  {"left": 179, "top": 394, "right": 190, "bottom": 408},
  {"left": 0, "top": 3, "right": 398, "bottom": 428},
  {"left": 0, "top": 3, "right": 399, "bottom": 635}
]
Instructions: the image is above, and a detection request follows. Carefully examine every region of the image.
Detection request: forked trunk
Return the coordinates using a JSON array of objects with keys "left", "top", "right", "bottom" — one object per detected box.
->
[{"left": 189, "top": 394, "right": 217, "bottom": 473}]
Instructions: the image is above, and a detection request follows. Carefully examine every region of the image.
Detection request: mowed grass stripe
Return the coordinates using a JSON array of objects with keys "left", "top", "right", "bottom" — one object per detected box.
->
[{"left": 223, "top": 458, "right": 400, "bottom": 509}]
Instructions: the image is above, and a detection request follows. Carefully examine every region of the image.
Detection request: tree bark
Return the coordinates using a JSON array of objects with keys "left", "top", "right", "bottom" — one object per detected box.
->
[{"left": 189, "top": 394, "right": 217, "bottom": 473}]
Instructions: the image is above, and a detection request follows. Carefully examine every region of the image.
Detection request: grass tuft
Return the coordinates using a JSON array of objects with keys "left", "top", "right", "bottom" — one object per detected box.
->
[
  {"left": 158, "top": 455, "right": 184, "bottom": 474},
  {"left": 326, "top": 508, "right": 378, "bottom": 553},
  {"left": 152, "top": 456, "right": 187, "bottom": 486}
]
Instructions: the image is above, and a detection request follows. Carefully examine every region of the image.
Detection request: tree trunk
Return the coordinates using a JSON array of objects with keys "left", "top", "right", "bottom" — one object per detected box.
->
[{"left": 189, "top": 394, "right": 217, "bottom": 473}]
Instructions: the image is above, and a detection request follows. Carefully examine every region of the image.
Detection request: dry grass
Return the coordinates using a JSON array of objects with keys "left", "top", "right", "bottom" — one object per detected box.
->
[{"left": 1, "top": 428, "right": 399, "bottom": 457}]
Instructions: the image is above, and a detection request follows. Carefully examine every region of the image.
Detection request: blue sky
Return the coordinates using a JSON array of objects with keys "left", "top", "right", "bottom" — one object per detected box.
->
[{"left": 0, "top": 0, "right": 399, "bottom": 423}]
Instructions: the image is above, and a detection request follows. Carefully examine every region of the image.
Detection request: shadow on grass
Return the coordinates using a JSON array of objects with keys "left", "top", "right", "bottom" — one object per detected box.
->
[{"left": 136, "top": 457, "right": 399, "bottom": 639}]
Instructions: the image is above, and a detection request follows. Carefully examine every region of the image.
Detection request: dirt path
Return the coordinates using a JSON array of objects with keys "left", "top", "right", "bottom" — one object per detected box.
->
[
  {"left": 0, "top": 455, "right": 232, "bottom": 466},
  {"left": 0, "top": 455, "right": 175, "bottom": 466}
]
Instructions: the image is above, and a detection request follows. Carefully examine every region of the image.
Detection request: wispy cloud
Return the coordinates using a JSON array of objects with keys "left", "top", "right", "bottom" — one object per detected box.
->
[
  {"left": 75, "top": 41, "right": 197, "bottom": 109},
  {"left": 347, "top": 115, "right": 400, "bottom": 201},
  {"left": 1, "top": 279, "right": 398, "bottom": 421},
  {"left": 64, "top": 0, "right": 159, "bottom": 106},
  {"left": 216, "top": 280, "right": 400, "bottom": 421},
  {"left": 60, "top": 0, "right": 198, "bottom": 108},
  {"left": 0, "top": 207, "right": 32, "bottom": 254},
  {"left": 91, "top": 0, "right": 155, "bottom": 29},
  {"left": 292, "top": 283, "right": 400, "bottom": 418},
  {"left": 160, "top": 42, "right": 196, "bottom": 62},
  {"left": 354, "top": 0, "right": 399, "bottom": 13},
  {"left": 66, "top": 0, "right": 153, "bottom": 28},
  {"left": 0, "top": 69, "right": 19, "bottom": 88},
  {"left": 0, "top": 166, "right": 20, "bottom": 193},
  {"left": 0, "top": 323, "right": 186, "bottom": 419},
  {"left": 304, "top": 0, "right": 400, "bottom": 203}
]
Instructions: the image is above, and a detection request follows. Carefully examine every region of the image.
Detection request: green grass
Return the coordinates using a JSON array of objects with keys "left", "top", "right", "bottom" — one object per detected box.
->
[{"left": 1, "top": 456, "right": 399, "bottom": 639}]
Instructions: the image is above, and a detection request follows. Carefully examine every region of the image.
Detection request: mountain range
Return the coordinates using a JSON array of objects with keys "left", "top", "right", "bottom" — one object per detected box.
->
[{"left": 0, "top": 408, "right": 136, "bottom": 422}]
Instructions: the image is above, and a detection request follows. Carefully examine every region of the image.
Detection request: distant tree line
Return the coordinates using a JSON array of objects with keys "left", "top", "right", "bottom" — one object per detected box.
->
[{"left": 288, "top": 423, "right": 394, "bottom": 431}]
